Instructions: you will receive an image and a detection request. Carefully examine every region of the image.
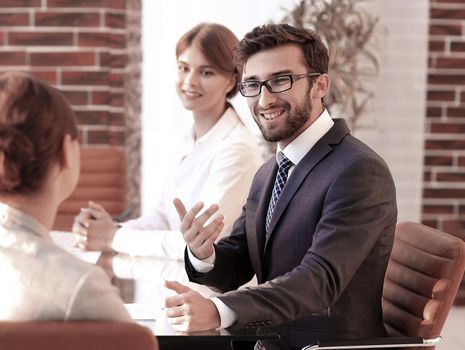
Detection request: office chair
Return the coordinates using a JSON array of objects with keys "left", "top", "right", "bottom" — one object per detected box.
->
[
  {"left": 303, "top": 221, "right": 465, "bottom": 350},
  {"left": 0, "top": 321, "right": 158, "bottom": 350}
]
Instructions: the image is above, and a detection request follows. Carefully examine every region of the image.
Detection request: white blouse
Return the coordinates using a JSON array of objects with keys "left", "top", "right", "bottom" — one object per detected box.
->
[{"left": 112, "top": 107, "right": 263, "bottom": 259}]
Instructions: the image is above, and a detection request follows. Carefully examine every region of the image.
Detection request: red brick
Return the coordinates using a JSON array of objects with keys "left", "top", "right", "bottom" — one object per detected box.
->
[
  {"left": 91, "top": 91, "right": 109, "bottom": 105},
  {"left": 462, "top": 91, "right": 465, "bottom": 102},
  {"left": 424, "top": 155, "right": 454, "bottom": 166},
  {"left": 109, "top": 112, "right": 125, "bottom": 126},
  {"left": 48, "top": 0, "right": 125, "bottom": 9},
  {"left": 423, "top": 204, "right": 455, "bottom": 214},
  {"left": 437, "top": 172, "right": 465, "bottom": 182},
  {"left": 425, "top": 139, "right": 465, "bottom": 150},
  {"left": 421, "top": 219, "right": 439, "bottom": 229},
  {"left": 429, "top": 40, "right": 446, "bottom": 52},
  {"left": 0, "top": 0, "right": 40, "bottom": 7},
  {"left": 436, "top": 57, "right": 465, "bottom": 69},
  {"left": 458, "top": 156, "right": 465, "bottom": 166},
  {"left": 31, "top": 52, "right": 95, "bottom": 66},
  {"left": 62, "top": 71, "right": 109, "bottom": 86},
  {"left": 0, "top": 51, "right": 26, "bottom": 66},
  {"left": 100, "top": 52, "right": 127, "bottom": 68},
  {"left": 442, "top": 220, "right": 465, "bottom": 235},
  {"left": 75, "top": 110, "right": 109, "bottom": 125},
  {"left": 109, "top": 92, "right": 124, "bottom": 107},
  {"left": 92, "top": 91, "right": 124, "bottom": 108},
  {"left": 87, "top": 130, "right": 125, "bottom": 145},
  {"left": 451, "top": 41, "right": 465, "bottom": 52},
  {"left": 9, "top": 32, "right": 73, "bottom": 46},
  {"left": 24, "top": 70, "right": 58, "bottom": 85},
  {"left": 427, "top": 90, "right": 455, "bottom": 101},
  {"left": 109, "top": 130, "right": 125, "bottom": 146},
  {"left": 430, "top": 123, "right": 465, "bottom": 133},
  {"left": 430, "top": 8, "right": 465, "bottom": 20},
  {"left": 0, "top": 31, "right": 3, "bottom": 45},
  {"left": 78, "top": 32, "right": 125, "bottom": 49},
  {"left": 35, "top": 12, "right": 100, "bottom": 27},
  {"left": 423, "top": 188, "right": 465, "bottom": 199},
  {"left": 105, "top": 12, "right": 125, "bottom": 29},
  {"left": 0, "top": 12, "right": 29, "bottom": 26},
  {"left": 447, "top": 107, "right": 465, "bottom": 118},
  {"left": 428, "top": 73, "right": 465, "bottom": 85},
  {"left": 459, "top": 205, "right": 465, "bottom": 214},
  {"left": 424, "top": 171, "right": 432, "bottom": 182},
  {"left": 429, "top": 24, "right": 462, "bottom": 36},
  {"left": 62, "top": 90, "right": 89, "bottom": 105},
  {"left": 111, "top": 53, "right": 129, "bottom": 68},
  {"left": 426, "top": 106, "right": 442, "bottom": 118},
  {"left": 109, "top": 72, "right": 123, "bottom": 87}
]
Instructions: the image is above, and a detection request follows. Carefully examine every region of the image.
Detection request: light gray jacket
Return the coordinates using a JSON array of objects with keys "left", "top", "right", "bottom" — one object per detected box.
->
[{"left": 0, "top": 203, "right": 131, "bottom": 321}]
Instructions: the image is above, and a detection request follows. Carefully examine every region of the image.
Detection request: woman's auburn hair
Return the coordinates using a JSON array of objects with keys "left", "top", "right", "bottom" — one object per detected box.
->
[{"left": 0, "top": 72, "right": 78, "bottom": 194}]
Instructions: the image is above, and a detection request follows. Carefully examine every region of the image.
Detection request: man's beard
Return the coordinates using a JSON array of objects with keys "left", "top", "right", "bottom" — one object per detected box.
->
[{"left": 253, "top": 89, "right": 313, "bottom": 143}]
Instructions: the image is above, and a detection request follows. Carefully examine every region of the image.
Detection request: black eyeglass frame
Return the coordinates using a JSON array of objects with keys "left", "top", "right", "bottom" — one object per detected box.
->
[{"left": 237, "top": 72, "right": 321, "bottom": 97}]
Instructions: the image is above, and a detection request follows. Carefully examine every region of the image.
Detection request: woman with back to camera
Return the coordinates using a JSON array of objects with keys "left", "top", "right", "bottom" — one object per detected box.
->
[
  {"left": 0, "top": 72, "right": 130, "bottom": 321},
  {"left": 74, "top": 22, "right": 263, "bottom": 259}
]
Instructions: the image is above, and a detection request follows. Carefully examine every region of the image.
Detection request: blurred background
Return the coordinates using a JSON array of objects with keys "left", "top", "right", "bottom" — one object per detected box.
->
[{"left": 0, "top": 0, "right": 463, "bottom": 343}]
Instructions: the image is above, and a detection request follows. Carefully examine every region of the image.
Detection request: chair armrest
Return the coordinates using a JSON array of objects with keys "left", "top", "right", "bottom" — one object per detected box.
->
[{"left": 302, "top": 336, "right": 442, "bottom": 349}]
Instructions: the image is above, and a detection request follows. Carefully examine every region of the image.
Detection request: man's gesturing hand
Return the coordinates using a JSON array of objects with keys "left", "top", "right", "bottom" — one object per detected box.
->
[
  {"left": 165, "top": 280, "right": 220, "bottom": 332},
  {"left": 173, "top": 198, "right": 224, "bottom": 260}
]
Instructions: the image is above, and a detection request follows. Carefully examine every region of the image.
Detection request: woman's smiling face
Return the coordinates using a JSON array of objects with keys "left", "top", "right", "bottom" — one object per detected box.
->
[{"left": 176, "top": 45, "right": 234, "bottom": 115}]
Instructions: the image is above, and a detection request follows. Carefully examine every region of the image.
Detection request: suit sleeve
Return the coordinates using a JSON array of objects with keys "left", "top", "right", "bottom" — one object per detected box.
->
[{"left": 185, "top": 202, "right": 256, "bottom": 291}]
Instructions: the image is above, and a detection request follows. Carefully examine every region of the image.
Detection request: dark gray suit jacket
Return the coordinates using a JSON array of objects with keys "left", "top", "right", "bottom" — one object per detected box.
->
[{"left": 186, "top": 119, "right": 397, "bottom": 349}]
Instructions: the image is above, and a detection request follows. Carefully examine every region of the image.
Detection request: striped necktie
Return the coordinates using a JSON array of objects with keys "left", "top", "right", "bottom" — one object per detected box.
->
[{"left": 265, "top": 155, "right": 293, "bottom": 235}]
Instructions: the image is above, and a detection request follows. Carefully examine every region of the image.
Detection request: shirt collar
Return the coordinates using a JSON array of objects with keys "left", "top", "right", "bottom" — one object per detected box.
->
[
  {"left": 185, "top": 106, "right": 240, "bottom": 146},
  {"left": 276, "top": 109, "right": 334, "bottom": 166},
  {"left": 0, "top": 202, "right": 51, "bottom": 241}
]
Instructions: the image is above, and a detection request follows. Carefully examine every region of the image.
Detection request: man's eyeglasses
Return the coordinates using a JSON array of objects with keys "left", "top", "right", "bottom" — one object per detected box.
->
[{"left": 238, "top": 72, "right": 321, "bottom": 97}]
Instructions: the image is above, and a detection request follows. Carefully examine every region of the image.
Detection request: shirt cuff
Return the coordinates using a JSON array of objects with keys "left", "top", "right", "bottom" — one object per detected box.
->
[
  {"left": 187, "top": 248, "right": 215, "bottom": 273},
  {"left": 210, "top": 297, "right": 238, "bottom": 328}
]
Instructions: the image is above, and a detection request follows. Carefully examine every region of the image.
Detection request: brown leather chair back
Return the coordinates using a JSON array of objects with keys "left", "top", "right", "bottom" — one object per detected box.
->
[
  {"left": 382, "top": 221, "right": 465, "bottom": 349},
  {"left": 0, "top": 321, "right": 158, "bottom": 350},
  {"left": 54, "top": 148, "right": 127, "bottom": 231}
]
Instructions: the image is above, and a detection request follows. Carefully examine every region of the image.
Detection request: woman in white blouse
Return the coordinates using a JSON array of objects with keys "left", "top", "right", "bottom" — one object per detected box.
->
[
  {"left": 74, "top": 23, "right": 263, "bottom": 259},
  {"left": 0, "top": 72, "right": 131, "bottom": 321}
]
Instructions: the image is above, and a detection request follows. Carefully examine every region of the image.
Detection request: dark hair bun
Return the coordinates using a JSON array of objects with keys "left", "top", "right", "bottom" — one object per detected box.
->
[
  {"left": 0, "top": 126, "right": 35, "bottom": 192},
  {"left": 0, "top": 72, "right": 78, "bottom": 195}
]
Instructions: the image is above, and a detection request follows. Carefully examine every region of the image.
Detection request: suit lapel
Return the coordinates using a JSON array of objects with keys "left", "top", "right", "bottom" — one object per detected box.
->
[
  {"left": 247, "top": 157, "right": 278, "bottom": 283},
  {"left": 263, "top": 119, "right": 350, "bottom": 251}
]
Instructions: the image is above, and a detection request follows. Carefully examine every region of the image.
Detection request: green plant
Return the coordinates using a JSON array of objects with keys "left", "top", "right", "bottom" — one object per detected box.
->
[{"left": 278, "top": 0, "right": 381, "bottom": 130}]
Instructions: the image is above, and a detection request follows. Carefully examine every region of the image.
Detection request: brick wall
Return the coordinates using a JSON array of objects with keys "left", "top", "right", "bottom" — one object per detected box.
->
[
  {"left": 0, "top": 0, "right": 142, "bottom": 218},
  {"left": 424, "top": 0, "right": 465, "bottom": 304}
]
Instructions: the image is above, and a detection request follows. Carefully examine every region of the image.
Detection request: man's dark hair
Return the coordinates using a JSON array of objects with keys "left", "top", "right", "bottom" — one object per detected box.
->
[{"left": 235, "top": 23, "right": 329, "bottom": 75}]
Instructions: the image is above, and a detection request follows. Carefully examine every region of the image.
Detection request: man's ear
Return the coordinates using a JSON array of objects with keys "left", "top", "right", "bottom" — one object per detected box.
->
[{"left": 312, "top": 73, "right": 330, "bottom": 100}]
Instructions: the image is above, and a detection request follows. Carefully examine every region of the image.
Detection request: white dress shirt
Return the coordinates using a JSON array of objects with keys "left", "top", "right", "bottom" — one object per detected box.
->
[
  {"left": 112, "top": 107, "right": 263, "bottom": 259},
  {"left": 188, "top": 109, "right": 334, "bottom": 328},
  {"left": 0, "top": 203, "right": 131, "bottom": 321}
]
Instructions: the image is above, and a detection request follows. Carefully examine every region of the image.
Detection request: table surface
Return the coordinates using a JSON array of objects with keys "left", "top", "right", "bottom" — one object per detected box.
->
[
  {"left": 49, "top": 231, "right": 281, "bottom": 349},
  {"left": 95, "top": 252, "right": 279, "bottom": 344}
]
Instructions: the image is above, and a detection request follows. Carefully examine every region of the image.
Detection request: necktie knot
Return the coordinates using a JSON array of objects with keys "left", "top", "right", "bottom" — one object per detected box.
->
[{"left": 278, "top": 155, "right": 293, "bottom": 172}]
